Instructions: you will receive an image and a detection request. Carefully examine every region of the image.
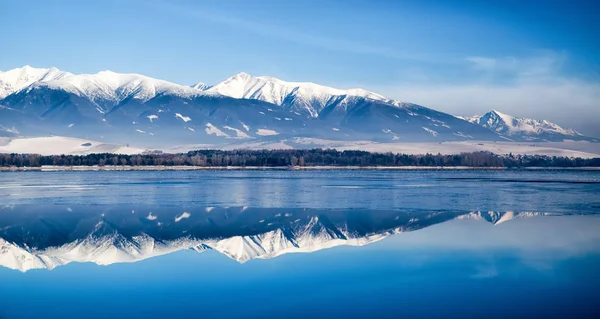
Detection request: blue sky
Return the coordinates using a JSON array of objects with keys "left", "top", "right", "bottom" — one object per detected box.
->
[{"left": 1, "top": 0, "right": 599, "bottom": 134}]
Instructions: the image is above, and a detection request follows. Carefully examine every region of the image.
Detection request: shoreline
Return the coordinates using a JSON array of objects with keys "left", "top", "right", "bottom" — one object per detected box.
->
[{"left": 1, "top": 165, "right": 599, "bottom": 172}]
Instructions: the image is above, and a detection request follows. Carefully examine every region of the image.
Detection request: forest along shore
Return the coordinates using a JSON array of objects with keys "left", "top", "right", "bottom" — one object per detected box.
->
[
  {"left": 1, "top": 149, "right": 600, "bottom": 169},
  {"left": 2, "top": 165, "right": 600, "bottom": 172}
]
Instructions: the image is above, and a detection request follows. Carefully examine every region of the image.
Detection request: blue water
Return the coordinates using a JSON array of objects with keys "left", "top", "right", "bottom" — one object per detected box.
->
[
  {"left": 0, "top": 170, "right": 599, "bottom": 318},
  {"left": 0, "top": 170, "right": 599, "bottom": 213}
]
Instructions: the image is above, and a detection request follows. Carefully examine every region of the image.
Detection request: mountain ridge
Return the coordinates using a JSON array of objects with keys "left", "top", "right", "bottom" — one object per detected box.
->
[
  {"left": 1, "top": 65, "right": 596, "bottom": 146},
  {"left": 460, "top": 110, "right": 595, "bottom": 142}
]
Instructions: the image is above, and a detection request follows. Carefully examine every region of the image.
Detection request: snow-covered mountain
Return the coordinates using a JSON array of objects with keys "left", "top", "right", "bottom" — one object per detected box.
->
[
  {"left": 0, "top": 66, "right": 205, "bottom": 103},
  {"left": 460, "top": 110, "right": 597, "bottom": 142},
  {"left": 204, "top": 72, "right": 388, "bottom": 117},
  {"left": 1, "top": 66, "right": 595, "bottom": 148},
  {"left": 0, "top": 205, "right": 552, "bottom": 272},
  {"left": 0, "top": 65, "right": 71, "bottom": 99},
  {"left": 0, "top": 66, "right": 315, "bottom": 145}
]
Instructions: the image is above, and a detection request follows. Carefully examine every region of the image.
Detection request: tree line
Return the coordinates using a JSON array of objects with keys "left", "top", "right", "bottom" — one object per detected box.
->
[{"left": 1, "top": 149, "right": 599, "bottom": 168}]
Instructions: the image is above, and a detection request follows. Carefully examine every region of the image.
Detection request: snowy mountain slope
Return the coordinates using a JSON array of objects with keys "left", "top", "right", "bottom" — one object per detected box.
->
[
  {"left": 201, "top": 72, "right": 503, "bottom": 142},
  {"left": 1, "top": 66, "right": 596, "bottom": 147},
  {"left": 0, "top": 65, "right": 72, "bottom": 99},
  {"left": 0, "top": 67, "right": 317, "bottom": 146},
  {"left": 0, "top": 205, "right": 553, "bottom": 272},
  {"left": 191, "top": 81, "right": 211, "bottom": 90},
  {"left": 204, "top": 72, "right": 388, "bottom": 117},
  {"left": 460, "top": 110, "right": 597, "bottom": 142},
  {"left": 1, "top": 66, "right": 207, "bottom": 104}
]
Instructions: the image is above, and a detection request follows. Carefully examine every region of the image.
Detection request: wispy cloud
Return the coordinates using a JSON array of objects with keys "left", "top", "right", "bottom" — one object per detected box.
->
[
  {"left": 464, "top": 51, "right": 569, "bottom": 83},
  {"left": 145, "top": 0, "right": 434, "bottom": 62},
  {"left": 373, "top": 52, "right": 600, "bottom": 136}
]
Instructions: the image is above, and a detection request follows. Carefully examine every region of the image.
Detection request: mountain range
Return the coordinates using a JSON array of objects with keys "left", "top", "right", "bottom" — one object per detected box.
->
[
  {"left": 0, "top": 205, "right": 551, "bottom": 272},
  {"left": 0, "top": 66, "right": 597, "bottom": 150}
]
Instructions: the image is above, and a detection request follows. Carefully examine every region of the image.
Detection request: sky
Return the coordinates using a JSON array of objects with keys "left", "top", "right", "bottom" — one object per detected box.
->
[{"left": 1, "top": 0, "right": 599, "bottom": 135}]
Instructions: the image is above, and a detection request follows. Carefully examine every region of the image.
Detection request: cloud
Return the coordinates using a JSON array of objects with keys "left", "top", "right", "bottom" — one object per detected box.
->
[
  {"left": 145, "top": 0, "right": 429, "bottom": 61},
  {"left": 381, "top": 81, "right": 600, "bottom": 136},
  {"left": 465, "top": 56, "right": 498, "bottom": 70},
  {"left": 373, "top": 52, "right": 600, "bottom": 136}
]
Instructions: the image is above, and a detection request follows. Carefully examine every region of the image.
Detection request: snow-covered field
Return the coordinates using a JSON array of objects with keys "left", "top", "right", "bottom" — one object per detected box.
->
[
  {"left": 226, "top": 138, "right": 600, "bottom": 158},
  {"left": 0, "top": 136, "right": 144, "bottom": 155},
  {"left": 330, "top": 140, "right": 600, "bottom": 158},
  {"left": 1, "top": 136, "right": 599, "bottom": 158}
]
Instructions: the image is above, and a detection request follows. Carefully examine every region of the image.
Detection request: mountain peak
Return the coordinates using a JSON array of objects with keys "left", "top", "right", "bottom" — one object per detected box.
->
[
  {"left": 206, "top": 72, "right": 389, "bottom": 117},
  {"left": 233, "top": 71, "right": 252, "bottom": 78},
  {"left": 0, "top": 65, "right": 71, "bottom": 98},
  {"left": 468, "top": 110, "right": 585, "bottom": 141}
]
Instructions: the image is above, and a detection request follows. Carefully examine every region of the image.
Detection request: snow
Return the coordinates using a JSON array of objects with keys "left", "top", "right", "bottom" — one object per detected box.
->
[
  {"left": 175, "top": 113, "right": 191, "bottom": 122},
  {"left": 205, "top": 123, "right": 229, "bottom": 137},
  {"left": 464, "top": 110, "right": 580, "bottom": 138},
  {"left": 453, "top": 132, "right": 473, "bottom": 139},
  {"left": 174, "top": 212, "right": 191, "bottom": 222},
  {"left": 1, "top": 66, "right": 597, "bottom": 146},
  {"left": 0, "top": 65, "right": 72, "bottom": 99},
  {"left": 0, "top": 136, "right": 144, "bottom": 155},
  {"left": 256, "top": 128, "right": 279, "bottom": 136},
  {"left": 223, "top": 126, "right": 251, "bottom": 139},
  {"left": 205, "top": 72, "right": 389, "bottom": 117},
  {"left": 422, "top": 127, "right": 438, "bottom": 137},
  {"left": 319, "top": 139, "right": 600, "bottom": 158},
  {"left": 191, "top": 81, "right": 210, "bottom": 90},
  {"left": 0, "top": 66, "right": 216, "bottom": 106}
]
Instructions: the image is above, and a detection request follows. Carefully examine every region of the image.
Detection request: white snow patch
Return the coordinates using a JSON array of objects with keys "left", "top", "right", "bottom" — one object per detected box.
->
[
  {"left": 223, "top": 126, "right": 251, "bottom": 139},
  {"left": 422, "top": 127, "right": 439, "bottom": 137},
  {"left": 256, "top": 128, "right": 279, "bottom": 136},
  {"left": 454, "top": 132, "right": 473, "bottom": 139},
  {"left": 175, "top": 113, "right": 191, "bottom": 122},
  {"left": 205, "top": 123, "right": 229, "bottom": 137},
  {"left": 174, "top": 212, "right": 191, "bottom": 222}
]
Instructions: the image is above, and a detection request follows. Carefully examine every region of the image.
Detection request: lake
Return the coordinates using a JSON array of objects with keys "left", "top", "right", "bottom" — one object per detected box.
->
[{"left": 1, "top": 170, "right": 599, "bottom": 318}]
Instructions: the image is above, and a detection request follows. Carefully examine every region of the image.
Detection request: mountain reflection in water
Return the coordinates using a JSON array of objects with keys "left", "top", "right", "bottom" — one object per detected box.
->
[{"left": 1, "top": 205, "right": 556, "bottom": 271}]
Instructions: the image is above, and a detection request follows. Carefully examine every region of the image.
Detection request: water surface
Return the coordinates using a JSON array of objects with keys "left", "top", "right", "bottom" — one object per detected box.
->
[{"left": 0, "top": 170, "right": 599, "bottom": 318}]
